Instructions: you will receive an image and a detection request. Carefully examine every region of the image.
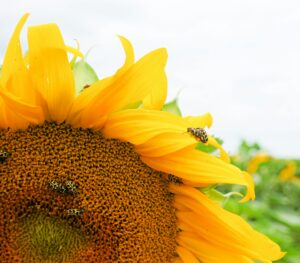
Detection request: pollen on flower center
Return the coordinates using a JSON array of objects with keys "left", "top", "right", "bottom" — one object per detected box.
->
[
  {"left": 16, "top": 212, "right": 86, "bottom": 262},
  {"left": 0, "top": 122, "right": 178, "bottom": 262}
]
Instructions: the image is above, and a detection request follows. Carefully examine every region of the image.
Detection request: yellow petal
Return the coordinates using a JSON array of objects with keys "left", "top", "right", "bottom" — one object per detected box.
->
[
  {"left": 69, "top": 48, "right": 167, "bottom": 128},
  {"left": 0, "top": 13, "right": 29, "bottom": 88},
  {"left": 184, "top": 113, "right": 229, "bottom": 162},
  {"left": 239, "top": 171, "right": 255, "bottom": 203},
  {"left": 207, "top": 135, "right": 230, "bottom": 163},
  {"left": 177, "top": 232, "right": 253, "bottom": 263},
  {"left": 27, "top": 23, "right": 75, "bottom": 122},
  {"left": 135, "top": 132, "right": 196, "bottom": 157},
  {"left": 142, "top": 146, "right": 254, "bottom": 200},
  {"left": 115, "top": 35, "right": 135, "bottom": 75},
  {"left": 142, "top": 70, "right": 167, "bottom": 110},
  {"left": 176, "top": 246, "right": 199, "bottom": 263},
  {"left": 104, "top": 109, "right": 232, "bottom": 161},
  {"left": 0, "top": 97, "right": 9, "bottom": 128},
  {"left": 0, "top": 14, "right": 40, "bottom": 105},
  {"left": 0, "top": 86, "right": 44, "bottom": 124},
  {"left": 0, "top": 94, "right": 31, "bottom": 129},
  {"left": 184, "top": 112, "right": 213, "bottom": 128},
  {"left": 68, "top": 76, "right": 112, "bottom": 125},
  {"left": 0, "top": 14, "right": 45, "bottom": 128},
  {"left": 177, "top": 211, "right": 267, "bottom": 261},
  {"left": 65, "top": 45, "right": 84, "bottom": 59},
  {"left": 103, "top": 109, "right": 197, "bottom": 144},
  {"left": 172, "top": 185, "right": 285, "bottom": 262},
  {"left": 68, "top": 36, "right": 134, "bottom": 125}
]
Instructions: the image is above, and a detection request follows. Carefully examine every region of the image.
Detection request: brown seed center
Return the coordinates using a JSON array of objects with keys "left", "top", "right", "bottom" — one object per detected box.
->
[{"left": 0, "top": 122, "right": 177, "bottom": 262}]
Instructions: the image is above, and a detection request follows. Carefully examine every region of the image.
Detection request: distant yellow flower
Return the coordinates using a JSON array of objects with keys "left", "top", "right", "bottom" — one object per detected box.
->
[
  {"left": 0, "top": 14, "right": 285, "bottom": 262},
  {"left": 247, "top": 153, "right": 271, "bottom": 174},
  {"left": 279, "top": 162, "right": 297, "bottom": 182}
]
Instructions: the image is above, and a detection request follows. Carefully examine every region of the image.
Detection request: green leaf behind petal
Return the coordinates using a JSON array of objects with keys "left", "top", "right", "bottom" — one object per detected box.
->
[
  {"left": 72, "top": 60, "right": 98, "bottom": 95},
  {"left": 162, "top": 98, "right": 182, "bottom": 116}
]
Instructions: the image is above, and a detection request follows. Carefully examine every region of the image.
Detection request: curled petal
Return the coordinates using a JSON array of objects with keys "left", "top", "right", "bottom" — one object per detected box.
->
[
  {"left": 69, "top": 48, "right": 167, "bottom": 128},
  {"left": 141, "top": 145, "right": 255, "bottom": 200},
  {"left": 1, "top": 13, "right": 29, "bottom": 89},
  {"left": 28, "top": 23, "right": 75, "bottom": 122},
  {"left": 207, "top": 136, "right": 230, "bottom": 163},
  {"left": 0, "top": 89, "right": 44, "bottom": 124},
  {"left": 184, "top": 112, "right": 213, "bottom": 128},
  {"left": 172, "top": 184, "right": 285, "bottom": 262}
]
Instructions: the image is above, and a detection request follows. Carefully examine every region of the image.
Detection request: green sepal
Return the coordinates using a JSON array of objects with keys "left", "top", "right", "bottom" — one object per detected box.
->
[
  {"left": 162, "top": 98, "right": 182, "bottom": 116},
  {"left": 223, "top": 191, "right": 244, "bottom": 199},
  {"left": 214, "top": 137, "right": 224, "bottom": 145},
  {"left": 195, "top": 143, "right": 217, "bottom": 153},
  {"left": 201, "top": 187, "right": 228, "bottom": 204},
  {"left": 195, "top": 136, "right": 223, "bottom": 153}
]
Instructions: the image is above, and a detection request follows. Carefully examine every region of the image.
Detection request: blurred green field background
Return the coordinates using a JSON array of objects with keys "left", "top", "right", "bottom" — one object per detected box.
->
[{"left": 220, "top": 141, "right": 300, "bottom": 263}]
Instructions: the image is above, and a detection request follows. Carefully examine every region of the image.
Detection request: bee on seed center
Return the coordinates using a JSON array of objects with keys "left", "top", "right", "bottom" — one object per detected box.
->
[
  {"left": 65, "top": 180, "right": 78, "bottom": 195},
  {"left": 66, "top": 208, "right": 84, "bottom": 216},
  {"left": 48, "top": 179, "right": 78, "bottom": 195},
  {"left": 0, "top": 148, "right": 10, "bottom": 163},
  {"left": 187, "top": 127, "right": 208, "bottom": 143},
  {"left": 48, "top": 180, "right": 67, "bottom": 194}
]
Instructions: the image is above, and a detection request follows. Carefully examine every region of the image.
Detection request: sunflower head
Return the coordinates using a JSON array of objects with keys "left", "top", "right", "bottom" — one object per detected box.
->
[
  {"left": 247, "top": 153, "right": 272, "bottom": 174},
  {"left": 279, "top": 161, "right": 297, "bottom": 182},
  {"left": 0, "top": 14, "right": 285, "bottom": 262}
]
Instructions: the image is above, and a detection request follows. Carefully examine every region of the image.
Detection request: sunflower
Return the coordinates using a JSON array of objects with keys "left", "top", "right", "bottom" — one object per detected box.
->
[
  {"left": 247, "top": 153, "right": 271, "bottom": 174},
  {"left": 0, "top": 14, "right": 284, "bottom": 262},
  {"left": 279, "top": 162, "right": 298, "bottom": 182}
]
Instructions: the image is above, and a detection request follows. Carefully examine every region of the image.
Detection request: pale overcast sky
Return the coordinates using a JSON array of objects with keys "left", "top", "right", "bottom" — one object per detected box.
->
[{"left": 1, "top": 0, "right": 300, "bottom": 157}]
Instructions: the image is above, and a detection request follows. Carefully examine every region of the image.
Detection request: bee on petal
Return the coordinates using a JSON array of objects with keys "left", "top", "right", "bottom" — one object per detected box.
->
[{"left": 187, "top": 127, "right": 208, "bottom": 143}]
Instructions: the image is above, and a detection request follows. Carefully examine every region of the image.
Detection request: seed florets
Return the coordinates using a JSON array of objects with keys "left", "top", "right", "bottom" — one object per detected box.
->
[{"left": 0, "top": 122, "right": 177, "bottom": 262}]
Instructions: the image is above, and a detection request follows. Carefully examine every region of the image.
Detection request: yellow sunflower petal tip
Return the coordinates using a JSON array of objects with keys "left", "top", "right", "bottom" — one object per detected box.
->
[
  {"left": 184, "top": 112, "right": 213, "bottom": 128},
  {"left": 1, "top": 13, "right": 29, "bottom": 87},
  {"left": 21, "top": 13, "right": 30, "bottom": 22},
  {"left": 240, "top": 171, "right": 256, "bottom": 202},
  {"left": 117, "top": 34, "right": 135, "bottom": 66}
]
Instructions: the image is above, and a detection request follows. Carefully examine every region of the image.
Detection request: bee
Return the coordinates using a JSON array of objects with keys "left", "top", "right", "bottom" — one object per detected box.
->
[
  {"left": 0, "top": 148, "right": 9, "bottom": 162},
  {"left": 48, "top": 180, "right": 67, "bottom": 194},
  {"left": 66, "top": 208, "right": 84, "bottom": 216},
  {"left": 187, "top": 127, "right": 208, "bottom": 143},
  {"left": 65, "top": 180, "right": 77, "bottom": 195},
  {"left": 167, "top": 174, "right": 182, "bottom": 185}
]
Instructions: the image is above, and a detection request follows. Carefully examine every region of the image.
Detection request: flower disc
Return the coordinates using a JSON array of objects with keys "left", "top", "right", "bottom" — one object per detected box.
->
[{"left": 0, "top": 122, "right": 177, "bottom": 262}]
